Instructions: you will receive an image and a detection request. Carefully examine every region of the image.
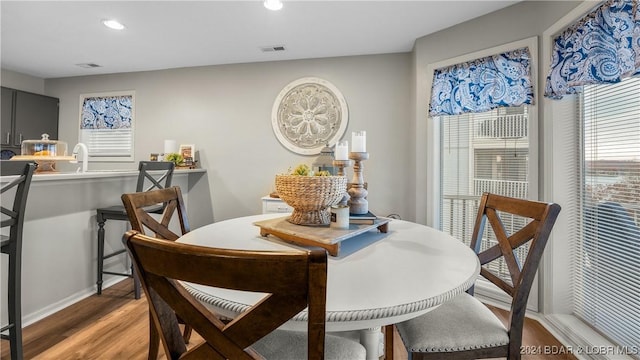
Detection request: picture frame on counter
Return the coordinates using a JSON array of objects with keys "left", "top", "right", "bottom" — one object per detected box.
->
[
  {"left": 179, "top": 144, "right": 194, "bottom": 159},
  {"left": 179, "top": 144, "right": 195, "bottom": 166}
]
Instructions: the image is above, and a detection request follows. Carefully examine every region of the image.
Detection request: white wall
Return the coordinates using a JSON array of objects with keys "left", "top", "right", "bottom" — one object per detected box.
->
[{"left": 45, "top": 54, "right": 413, "bottom": 223}]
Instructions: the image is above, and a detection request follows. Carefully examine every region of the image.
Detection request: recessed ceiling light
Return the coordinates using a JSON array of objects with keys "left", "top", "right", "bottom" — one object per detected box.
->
[
  {"left": 102, "top": 19, "right": 125, "bottom": 30},
  {"left": 264, "top": 0, "right": 283, "bottom": 11}
]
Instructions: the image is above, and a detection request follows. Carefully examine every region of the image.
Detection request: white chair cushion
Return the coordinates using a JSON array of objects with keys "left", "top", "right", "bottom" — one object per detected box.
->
[
  {"left": 395, "top": 293, "right": 509, "bottom": 353},
  {"left": 253, "top": 329, "right": 367, "bottom": 360}
]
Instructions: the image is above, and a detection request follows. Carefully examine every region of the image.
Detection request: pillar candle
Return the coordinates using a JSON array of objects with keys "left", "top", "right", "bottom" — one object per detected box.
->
[
  {"left": 330, "top": 205, "right": 349, "bottom": 229},
  {"left": 335, "top": 141, "right": 349, "bottom": 160},
  {"left": 164, "top": 139, "right": 176, "bottom": 154},
  {"left": 351, "top": 131, "right": 366, "bottom": 152}
]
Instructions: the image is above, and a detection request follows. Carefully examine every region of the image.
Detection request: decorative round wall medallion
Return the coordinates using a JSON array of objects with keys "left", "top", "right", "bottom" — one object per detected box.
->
[{"left": 272, "top": 77, "right": 348, "bottom": 155}]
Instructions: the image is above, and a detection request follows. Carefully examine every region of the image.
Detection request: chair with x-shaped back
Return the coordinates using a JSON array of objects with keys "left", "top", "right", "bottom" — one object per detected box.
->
[
  {"left": 390, "top": 192, "right": 561, "bottom": 360},
  {"left": 1, "top": 161, "right": 36, "bottom": 360},
  {"left": 121, "top": 186, "right": 192, "bottom": 360},
  {"left": 123, "top": 229, "right": 366, "bottom": 360}
]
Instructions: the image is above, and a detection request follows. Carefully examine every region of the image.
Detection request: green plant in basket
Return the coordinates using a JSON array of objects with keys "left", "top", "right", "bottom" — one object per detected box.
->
[
  {"left": 290, "top": 164, "right": 330, "bottom": 176},
  {"left": 165, "top": 152, "right": 184, "bottom": 166}
]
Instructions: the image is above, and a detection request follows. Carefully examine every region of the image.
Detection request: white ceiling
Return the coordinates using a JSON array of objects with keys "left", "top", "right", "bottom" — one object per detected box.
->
[{"left": 1, "top": 1, "right": 520, "bottom": 79}]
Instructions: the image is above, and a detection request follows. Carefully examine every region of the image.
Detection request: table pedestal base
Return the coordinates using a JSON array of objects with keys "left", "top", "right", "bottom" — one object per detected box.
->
[
  {"left": 360, "top": 327, "right": 383, "bottom": 360},
  {"left": 330, "top": 327, "right": 383, "bottom": 360}
]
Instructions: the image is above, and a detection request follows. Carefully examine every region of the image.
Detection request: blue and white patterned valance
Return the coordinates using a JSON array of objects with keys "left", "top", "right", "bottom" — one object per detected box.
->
[
  {"left": 544, "top": 0, "right": 640, "bottom": 99},
  {"left": 429, "top": 47, "right": 534, "bottom": 117},
  {"left": 81, "top": 95, "right": 133, "bottom": 129}
]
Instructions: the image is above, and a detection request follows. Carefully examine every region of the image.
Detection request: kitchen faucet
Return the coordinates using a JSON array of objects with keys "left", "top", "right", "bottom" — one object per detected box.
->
[{"left": 71, "top": 143, "right": 88, "bottom": 173}]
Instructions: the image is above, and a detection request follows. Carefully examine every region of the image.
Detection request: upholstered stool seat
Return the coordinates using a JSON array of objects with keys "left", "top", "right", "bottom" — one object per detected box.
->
[
  {"left": 254, "top": 330, "right": 367, "bottom": 360},
  {"left": 396, "top": 293, "right": 509, "bottom": 354},
  {"left": 99, "top": 204, "right": 164, "bottom": 219}
]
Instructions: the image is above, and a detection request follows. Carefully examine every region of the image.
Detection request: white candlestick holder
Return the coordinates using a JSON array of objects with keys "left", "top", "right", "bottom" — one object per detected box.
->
[{"left": 348, "top": 152, "right": 369, "bottom": 214}]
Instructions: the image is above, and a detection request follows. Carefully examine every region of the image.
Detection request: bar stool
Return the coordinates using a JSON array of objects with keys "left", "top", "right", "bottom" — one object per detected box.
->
[
  {"left": 96, "top": 161, "right": 175, "bottom": 299},
  {"left": 1, "top": 161, "right": 36, "bottom": 360}
]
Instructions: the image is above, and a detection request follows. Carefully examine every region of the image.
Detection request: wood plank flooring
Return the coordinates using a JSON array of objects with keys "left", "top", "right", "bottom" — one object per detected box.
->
[{"left": 2, "top": 279, "right": 576, "bottom": 359}]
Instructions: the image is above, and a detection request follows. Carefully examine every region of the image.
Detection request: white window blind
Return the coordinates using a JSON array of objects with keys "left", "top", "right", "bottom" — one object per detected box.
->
[
  {"left": 80, "top": 129, "right": 132, "bottom": 157},
  {"left": 575, "top": 76, "right": 640, "bottom": 350},
  {"left": 439, "top": 105, "right": 530, "bottom": 283}
]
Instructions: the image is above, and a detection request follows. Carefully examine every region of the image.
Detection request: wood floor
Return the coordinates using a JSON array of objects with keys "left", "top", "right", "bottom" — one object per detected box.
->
[{"left": 1, "top": 279, "right": 576, "bottom": 360}]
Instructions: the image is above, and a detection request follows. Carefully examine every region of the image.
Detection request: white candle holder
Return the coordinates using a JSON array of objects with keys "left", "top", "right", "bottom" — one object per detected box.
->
[
  {"left": 347, "top": 152, "right": 369, "bottom": 215},
  {"left": 333, "top": 159, "right": 353, "bottom": 206}
]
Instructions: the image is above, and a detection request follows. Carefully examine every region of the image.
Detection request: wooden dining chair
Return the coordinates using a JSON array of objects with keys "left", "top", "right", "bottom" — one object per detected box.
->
[
  {"left": 121, "top": 186, "right": 192, "bottom": 360},
  {"left": 390, "top": 192, "right": 561, "bottom": 360},
  {"left": 96, "top": 161, "right": 175, "bottom": 299},
  {"left": 1, "top": 161, "right": 36, "bottom": 360},
  {"left": 122, "top": 230, "right": 367, "bottom": 360}
]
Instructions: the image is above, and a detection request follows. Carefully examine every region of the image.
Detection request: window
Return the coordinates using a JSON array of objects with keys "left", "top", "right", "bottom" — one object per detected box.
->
[
  {"left": 79, "top": 91, "right": 135, "bottom": 162},
  {"left": 439, "top": 105, "right": 531, "bottom": 285},
  {"left": 574, "top": 76, "right": 640, "bottom": 349},
  {"left": 426, "top": 37, "right": 538, "bottom": 307}
]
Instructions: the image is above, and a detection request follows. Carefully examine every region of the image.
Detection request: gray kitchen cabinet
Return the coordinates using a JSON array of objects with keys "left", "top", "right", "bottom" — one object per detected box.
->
[
  {"left": 1, "top": 87, "right": 59, "bottom": 149},
  {"left": 1, "top": 87, "right": 14, "bottom": 146}
]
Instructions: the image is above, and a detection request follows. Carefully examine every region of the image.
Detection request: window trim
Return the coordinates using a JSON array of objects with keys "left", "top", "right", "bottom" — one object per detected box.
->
[
  {"left": 78, "top": 90, "right": 136, "bottom": 162},
  {"left": 424, "top": 36, "right": 539, "bottom": 310}
]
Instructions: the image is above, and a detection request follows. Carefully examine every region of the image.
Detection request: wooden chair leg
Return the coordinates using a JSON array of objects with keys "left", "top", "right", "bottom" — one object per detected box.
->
[
  {"left": 182, "top": 324, "right": 193, "bottom": 343},
  {"left": 132, "top": 265, "right": 141, "bottom": 300},
  {"left": 385, "top": 325, "right": 395, "bottom": 360},
  {"left": 148, "top": 313, "right": 159, "bottom": 360}
]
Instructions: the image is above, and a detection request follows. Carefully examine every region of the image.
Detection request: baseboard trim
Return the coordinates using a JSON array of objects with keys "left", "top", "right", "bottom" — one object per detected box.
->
[{"left": 22, "top": 277, "right": 124, "bottom": 327}]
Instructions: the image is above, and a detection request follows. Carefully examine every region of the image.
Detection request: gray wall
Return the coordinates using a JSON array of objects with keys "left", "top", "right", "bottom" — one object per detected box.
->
[
  {"left": 1, "top": 69, "right": 45, "bottom": 94},
  {"left": 45, "top": 53, "right": 413, "bottom": 223}
]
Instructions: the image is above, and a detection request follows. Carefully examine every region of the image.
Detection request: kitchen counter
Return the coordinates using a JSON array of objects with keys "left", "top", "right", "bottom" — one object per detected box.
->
[
  {"left": 1, "top": 167, "right": 206, "bottom": 182},
  {"left": 0, "top": 167, "right": 212, "bottom": 328}
]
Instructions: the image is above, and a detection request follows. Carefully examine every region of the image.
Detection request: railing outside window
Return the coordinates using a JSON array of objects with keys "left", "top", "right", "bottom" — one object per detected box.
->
[
  {"left": 442, "top": 193, "right": 528, "bottom": 285},
  {"left": 474, "top": 179, "right": 528, "bottom": 199},
  {"left": 474, "top": 114, "right": 528, "bottom": 139}
]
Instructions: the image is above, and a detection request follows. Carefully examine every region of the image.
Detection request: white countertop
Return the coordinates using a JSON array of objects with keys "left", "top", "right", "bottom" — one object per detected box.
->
[{"left": 1, "top": 168, "right": 206, "bottom": 182}]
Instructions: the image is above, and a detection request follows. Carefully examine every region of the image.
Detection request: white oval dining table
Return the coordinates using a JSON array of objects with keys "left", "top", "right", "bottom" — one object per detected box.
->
[{"left": 179, "top": 213, "right": 480, "bottom": 360}]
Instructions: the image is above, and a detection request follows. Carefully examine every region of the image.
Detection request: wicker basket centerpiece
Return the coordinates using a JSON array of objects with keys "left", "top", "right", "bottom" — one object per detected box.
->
[{"left": 275, "top": 165, "right": 347, "bottom": 226}]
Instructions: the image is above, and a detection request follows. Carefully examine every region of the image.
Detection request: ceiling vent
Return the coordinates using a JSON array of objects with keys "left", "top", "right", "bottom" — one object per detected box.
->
[
  {"left": 76, "top": 63, "right": 102, "bottom": 68},
  {"left": 261, "top": 45, "right": 286, "bottom": 52}
]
